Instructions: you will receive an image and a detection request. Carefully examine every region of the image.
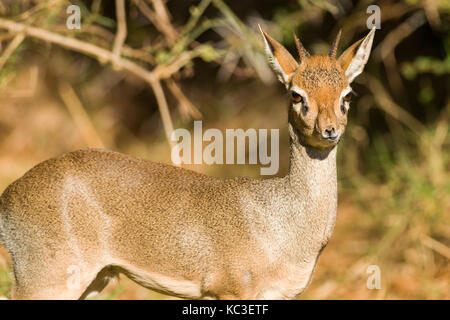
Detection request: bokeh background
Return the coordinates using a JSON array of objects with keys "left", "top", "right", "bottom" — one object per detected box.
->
[{"left": 0, "top": 0, "right": 448, "bottom": 299}]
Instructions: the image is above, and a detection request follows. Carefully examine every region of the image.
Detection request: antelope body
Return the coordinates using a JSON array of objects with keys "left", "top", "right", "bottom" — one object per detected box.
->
[{"left": 0, "top": 26, "right": 375, "bottom": 300}]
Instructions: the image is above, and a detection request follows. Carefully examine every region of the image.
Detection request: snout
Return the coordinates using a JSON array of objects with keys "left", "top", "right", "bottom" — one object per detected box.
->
[{"left": 321, "top": 127, "right": 340, "bottom": 141}]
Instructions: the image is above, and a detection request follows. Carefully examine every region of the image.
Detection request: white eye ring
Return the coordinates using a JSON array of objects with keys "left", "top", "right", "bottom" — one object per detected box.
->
[
  {"left": 290, "top": 87, "right": 308, "bottom": 114},
  {"left": 340, "top": 100, "right": 350, "bottom": 114},
  {"left": 293, "top": 100, "right": 302, "bottom": 113}
]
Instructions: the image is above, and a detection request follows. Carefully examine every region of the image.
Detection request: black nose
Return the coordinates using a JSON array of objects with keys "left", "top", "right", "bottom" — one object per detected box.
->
[
  {"left": 325, "top": 128, "right": 335, "bottom": 136},
  {"left": 322, "top": 127, "right": 339, "bottom": 140}
]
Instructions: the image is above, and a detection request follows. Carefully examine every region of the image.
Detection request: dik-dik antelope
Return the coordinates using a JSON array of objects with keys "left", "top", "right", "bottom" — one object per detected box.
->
[{"left": 0, "top": 26, "right": 375, "bottom": 300}]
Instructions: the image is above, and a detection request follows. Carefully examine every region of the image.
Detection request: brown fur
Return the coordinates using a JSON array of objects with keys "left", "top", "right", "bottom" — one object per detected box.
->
[
  {"left": 0, "top": 27, "right": 374, "bottom": 300},
  {"left": 291, "top": 55, "right": 348, "bottom": 149}
]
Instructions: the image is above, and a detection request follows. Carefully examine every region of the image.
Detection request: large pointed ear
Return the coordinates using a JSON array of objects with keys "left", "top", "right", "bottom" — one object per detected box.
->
[
  {"left": 338, "top": 28, "right": 375, "bottom": 83},
  {"left": 259, "top": 25, "right": 298, "bottom": 87}
]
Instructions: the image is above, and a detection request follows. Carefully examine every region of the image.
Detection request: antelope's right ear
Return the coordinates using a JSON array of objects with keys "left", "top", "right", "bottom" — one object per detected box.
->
[
  {"left": 259, "top": 25, "right": 298, "bottom": 87},
  {"left": 338, "top": 28, "right": 376, "bottom": 84}
]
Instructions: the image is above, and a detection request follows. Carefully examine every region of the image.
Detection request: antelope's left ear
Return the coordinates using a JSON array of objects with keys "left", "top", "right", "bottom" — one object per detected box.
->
[
  {"left": 259, "top": 25, "right": 298, "bottom": 87},
  {"left": 338, "top": 28, "right": 376, "bottom": 83}
]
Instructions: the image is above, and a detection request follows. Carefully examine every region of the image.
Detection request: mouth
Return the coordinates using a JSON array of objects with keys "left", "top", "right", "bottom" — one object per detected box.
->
[
  {"left": 321, "top": 132, "right": 340, "bottom": 142},
  {"left": 325, "top": 134, "right": 339, "bottom": 141}
]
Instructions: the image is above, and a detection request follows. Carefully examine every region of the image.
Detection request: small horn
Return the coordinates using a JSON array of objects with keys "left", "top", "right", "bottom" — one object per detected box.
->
[
  {"left": 329, "top": 29, "right": 342, "bottom": 59},
  {"left": 293, "top": 29, "right": 310, "bottom": 60}
]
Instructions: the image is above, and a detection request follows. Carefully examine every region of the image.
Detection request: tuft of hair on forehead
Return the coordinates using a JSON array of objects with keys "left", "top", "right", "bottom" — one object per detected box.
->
[{"left": 293, "top": 55, "right": 347, "bottom": 91}]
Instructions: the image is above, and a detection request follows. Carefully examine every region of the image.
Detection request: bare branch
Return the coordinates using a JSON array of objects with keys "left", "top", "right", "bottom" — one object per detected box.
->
[
  {"left": 153, "top": 48, "right": 203, "bottom": 79},
  {"left": 421, "top": 236, "right": 450, "bottom": 260},
  {"left": 150, "top": 0, "right": 178, "bottom": 40},
  {"left": 58, "top": 81, "right": 106, "bottom": 149},
  {"left": 149, "top": 79, "right": 176, "bottom": 150},
  {"left": 423, "top": 0, "right": 441, "bottom": 29},
  {"left": 361, "top": 74, "right": 425, "bottom": 133},
  {"left": 373, "top": 11, "right": 426, "bottom": 97},
  {"left": 0, "top": 17, "right": 192, "bottom": 149},
  {"left": 0, "top": 32, "right": 25, "bottom": 70},
  {"left": 134, "top": 0, "right": 178, "bottom": 44},
  {"left": 112, "top": 0, "right": 128, "bottom": 68},
  {"left": 166, "top": 78, "right": 202, "bottom": 120}
]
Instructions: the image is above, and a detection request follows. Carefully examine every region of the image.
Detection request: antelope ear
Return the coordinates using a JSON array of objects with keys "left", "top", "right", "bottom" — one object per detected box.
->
[
  {"left": 338, "top": 28, "right": 375, "bottom": 83},
  {"left": 259, "top": 25, "right": 298, "bottom": 87}
]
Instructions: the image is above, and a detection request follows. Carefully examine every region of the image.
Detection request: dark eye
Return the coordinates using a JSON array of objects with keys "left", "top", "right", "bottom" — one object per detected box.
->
[
  {"left": 341, "top": 91, "right": 353, "bottom": 114},
  {"left": 343, "top": 92, "right": 353, "bottom": 102},
  {"left": 291, "top": 91, "right": 303, "bottom": 104}
]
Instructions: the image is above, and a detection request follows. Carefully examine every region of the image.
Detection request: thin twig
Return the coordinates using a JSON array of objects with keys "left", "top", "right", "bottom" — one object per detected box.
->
[
  {"left": 374, "top": 11, "right": 426, "bottom": 96},
  {"left": 360, "top": 74, "right": 425, "bottom": 133},
  {"left": 53, "top": 24, "right": 157, "bottom": 64},
  {"left": 421, "top": 236, "right": 450, "bottom": 260},
  {"left": 0, "top": 32, "right": 25, "bottom": 70},
  {"left": 153, "top": 48, "right": 204, "bottom": 79},
  {"left": 14, "top": 0, "right": 60, "bottom": 21},
  {"left": 134, "top": 0, "right": 178, "bottom": 44},
  {"left": 0, "top": 18, "right": 149, "bottom": 78},
  {"left": 0, "top": 17, "right": 189, "bottom": 148},
  {"left": 150, "top": 0, "right": 171, "bottom": 21},
  {"left": 58, "top": 81, "right": 106, "bottom": 149},
  {"left": 112, "top": 0, "right": 127, "bottom": 68},
  {"left": 423, "top": 0, "right": 441, "bottom": 29},
  {"left": 149, "top": 79, "right": 176, "bottom": 150},
  {"left": 0, "top": 32, "right": 18, "bottom": 42},
  {"left": 166, "top": 78, "right": 202, "bottom": 120},
  {"left": 0, "top": 18, "right": 203, "bottom": 80},
  {"left": 151, "top": 0, "right": 179, "bottom": 40},
  {"left": 375, "top": 12, "right": 426, "bottom": 61}
]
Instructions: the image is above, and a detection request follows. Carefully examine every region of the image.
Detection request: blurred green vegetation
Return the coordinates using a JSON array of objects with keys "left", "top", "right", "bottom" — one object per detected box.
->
[{"left": 0, "top": 0, "right": 448, "bottom": 299}]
